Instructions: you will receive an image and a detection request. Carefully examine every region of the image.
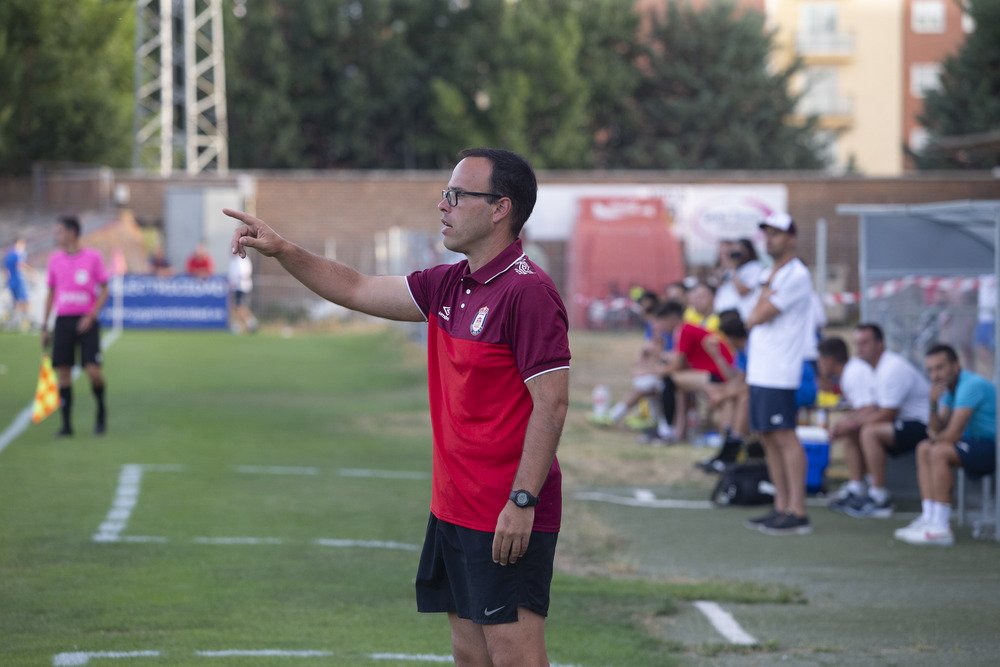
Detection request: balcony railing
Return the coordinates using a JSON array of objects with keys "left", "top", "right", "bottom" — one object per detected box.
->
[
  {"left": 798, "top": 95, "right": 854, "bottom": 117},
  {"left": 796, "top": 32, "right": 854, "bottom": 57}
]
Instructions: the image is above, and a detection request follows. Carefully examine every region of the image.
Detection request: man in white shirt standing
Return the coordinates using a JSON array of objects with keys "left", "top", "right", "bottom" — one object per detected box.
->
[
  {"left": 743, "top": 213, "right": 815, "bottom": 536},
  {"left": 833, "top": 324, "right": 930, "bottom": 518},
  {"left": 817, "top": 336, "right": 878, "bottom": 506}
]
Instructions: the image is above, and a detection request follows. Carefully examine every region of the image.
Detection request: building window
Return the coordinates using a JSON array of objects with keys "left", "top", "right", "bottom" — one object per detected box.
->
[
  {"left": 909, "top": 127, "right": 930, "bottom": 153},
  {"left": 912, "top": 1, "right": 945, "bottom": 34},
  {"left": 962, "top": 1, "right": 975, "bottom": 33},
  {"left": 911, "top": 63, "right": 942, "bottom": 98},
  {"left": 799, "top": 67, "right": 851, "bottom": 116},
  {"left": 800, "top": 2, "right": 839, "bottom": 35}
]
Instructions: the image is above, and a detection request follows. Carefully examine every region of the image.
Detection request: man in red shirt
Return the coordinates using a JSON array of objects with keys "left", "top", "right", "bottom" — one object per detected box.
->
[
  {"left": 647, "top": 300, "right": 735, "bottom": 440},
  {"left": 226, "top": 148, "right": 569, "bottom": 667}
]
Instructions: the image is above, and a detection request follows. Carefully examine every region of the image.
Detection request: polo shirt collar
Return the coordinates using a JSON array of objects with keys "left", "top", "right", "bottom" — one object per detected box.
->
[{"left": 466, "top": 239, "right": 525, "bottom": 285}]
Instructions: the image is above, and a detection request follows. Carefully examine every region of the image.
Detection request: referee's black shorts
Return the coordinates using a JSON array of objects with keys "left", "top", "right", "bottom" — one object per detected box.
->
[
  {"left": 415, "top": 513, "right": 557, "bottom": 625},
  {"left": 52, "top": 315, "right": 102, "bottom": 368}
]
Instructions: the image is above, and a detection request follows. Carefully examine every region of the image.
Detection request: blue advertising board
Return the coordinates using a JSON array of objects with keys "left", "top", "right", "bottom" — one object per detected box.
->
[{"left": 99, "top": 275, "right": 229, "bottom": 329}]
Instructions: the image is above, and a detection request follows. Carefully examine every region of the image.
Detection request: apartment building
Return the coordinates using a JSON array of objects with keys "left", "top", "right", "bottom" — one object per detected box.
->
[
  {"left": 636, "top": 1, "right": 972, "bottom": 174},
  {"left": 766, "top": 0, "right": 971, "bottom": 175},
  {"left": 903, "top": 0, "right": 975, "bottom": 167}
]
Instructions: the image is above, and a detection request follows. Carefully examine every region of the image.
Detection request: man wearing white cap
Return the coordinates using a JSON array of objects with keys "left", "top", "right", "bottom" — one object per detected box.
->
[{"left": 743, "top": 213, "right": 815, "bottom": 535}]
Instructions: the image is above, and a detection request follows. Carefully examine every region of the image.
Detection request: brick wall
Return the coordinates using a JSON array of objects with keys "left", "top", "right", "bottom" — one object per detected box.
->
[{"left": 81, "top": 169, "right": 1000, "bottom": 303}]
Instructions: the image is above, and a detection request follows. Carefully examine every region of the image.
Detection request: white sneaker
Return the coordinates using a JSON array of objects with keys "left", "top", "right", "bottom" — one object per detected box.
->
[
  {"left": 893, "top": 517, "right": 930, "bottom": 540},
  {"left": 900, "top": 524, "right": 954, "bottom": 546},
  {"left": 657, "top": 423, "right": 676, "bottom": 441},
  {"left": 828, "top": 482, "right": 854, "bottom": 502}
]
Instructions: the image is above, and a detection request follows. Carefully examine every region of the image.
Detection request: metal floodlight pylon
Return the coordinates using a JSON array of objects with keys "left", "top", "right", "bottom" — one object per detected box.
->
[
  {"left": 132, "top": 0, "right": 174, "bottom": 175},
  {"left": 132, "top": 0, "right": 229, "bottom": 176}
]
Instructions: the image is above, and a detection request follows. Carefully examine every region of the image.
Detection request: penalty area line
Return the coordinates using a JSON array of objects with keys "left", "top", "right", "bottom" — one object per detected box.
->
[
  {"left": 693, "top": 600, "right": 758, "bottom": 646},
  {"left": 53, "top": 649, "right": 588, "bottom": 666}
]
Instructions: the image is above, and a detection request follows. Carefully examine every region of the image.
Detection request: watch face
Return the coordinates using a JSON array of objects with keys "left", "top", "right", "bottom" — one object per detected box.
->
[{"left": 516, "top": 492, "right": 529, "bottom": 506}]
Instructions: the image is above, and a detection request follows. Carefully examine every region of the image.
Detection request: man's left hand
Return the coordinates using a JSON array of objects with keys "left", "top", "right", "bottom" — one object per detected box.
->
[
  {"left": 77, "top": 314, "right": 95, "bottom": 333},
  {"left": 492, "top": 503, "right": 533, "bottom": 566}
]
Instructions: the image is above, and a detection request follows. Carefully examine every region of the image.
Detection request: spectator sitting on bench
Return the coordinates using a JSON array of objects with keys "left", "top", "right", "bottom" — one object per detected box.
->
[
  {"left": 649, "top": 300, "right": 735, "bottom": 441},
  {"left": 895, "top": 343, "right": 997, "bottom": 546},
  {"left": 698, "top": 309, "right": 751, "bottom": 471},
  {"left": 684, "top": 282, "right": 721, "bottom": 333},
  {"left": 830, "top": 324, "right": 930, "bottom": 519},
  {"left": 597, "top": 293, "right": 672, "bottom": 436},
  {"left": 817, "top": 336, "right": 878, "bottom": 502}
]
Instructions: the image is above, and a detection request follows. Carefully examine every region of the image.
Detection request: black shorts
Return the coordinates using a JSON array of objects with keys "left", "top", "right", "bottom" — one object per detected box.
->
[
  {"left": 232, "top": 290, "right": 248, "bottom": 306},
  {"left": 748, "top": 385, "right": 797, "bottom": 433},
  {"left": 890, "top": 420, "right": 928, "bottom": 456},
  {"left": 956, "top": 438, "right": 997, "bottom": 477},
  {"left": 415, "top": 514, "right": 557, "bottom": 625},
  {"left": 52, "top": 315, "right": 102, "bottom": 368}
]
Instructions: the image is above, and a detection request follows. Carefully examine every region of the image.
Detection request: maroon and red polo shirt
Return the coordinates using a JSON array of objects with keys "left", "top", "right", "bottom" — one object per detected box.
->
[{"left": 405, "top": 239, "right": 570, "bottom": 534}]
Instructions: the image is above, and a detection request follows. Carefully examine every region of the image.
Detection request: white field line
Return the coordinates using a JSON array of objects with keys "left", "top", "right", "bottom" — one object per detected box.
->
[
  {"left": 91, "top": 464, "right": 184, "bottom": 543},
  {"left": 0, "top": 405, "right": 32, "bottom": 455},
  {"left": 53, "top": 651, "right": 160, "bottom": 666},
  {"left": 53, "top": 650, "right": 585, "bottom": 665},
  {"left": 576, "top": 490, "right": 853, "bottom": 510},
  {"left": 574, "top": 490, "right": 714, "bottom": 509},
  {"left": 234, "top": 465, "right": 319, "bottom": 475},
  {"left": 315, "top": 538, "right": 419, "bottom": 551},
  {"left": 233, "top": 465, "right": 429, "bottom": 480},
  {"left": 693, "top": 600, "right": 758, "bottom": 646},
  {"left": 337, "top": 468, "right": 429, "bottom": 480},
  {"left": 196, "top": 650, "right": 333, "bottom": 658},
  {"left": 193, "top": 537, "right": 285, "bottom": 545},
  {"left": 0, "top": 328, "right": 120, "bottom": 455},
  {"left": 91, "top": 463, "right": 420, "bottom": 550}
]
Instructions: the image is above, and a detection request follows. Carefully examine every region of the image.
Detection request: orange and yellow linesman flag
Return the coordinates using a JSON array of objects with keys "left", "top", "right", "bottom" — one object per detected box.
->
[{"left": 32, "top": 355, "right": 60, "bottom": 424}]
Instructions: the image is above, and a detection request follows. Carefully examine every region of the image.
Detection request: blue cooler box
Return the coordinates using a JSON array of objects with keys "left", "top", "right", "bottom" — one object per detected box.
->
[{"left": 796, "top": 426, "right": 830, "bottom": 494}]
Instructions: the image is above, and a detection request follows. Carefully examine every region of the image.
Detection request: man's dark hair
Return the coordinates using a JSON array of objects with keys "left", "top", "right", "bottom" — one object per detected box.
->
[
  {"left": 855, "top": 322, "right": 884, "bottom": 343},
  {"left": 655, "top": 300, "right": 686, "bottom": 319},
  {"left": 637, "top": 290, "right": 659, "bottom": 313},
  {"left": 58, "top": 214, "right": 81, "bottom": 237},
  {"left": 733, "top": 238, "right": 758, "bottom": 262},
  {"left": 693, "top": 281, "right": 716, "bottom": 295},
  {"left": 817, "top": 336, "right": 849, "bottom": 364},
  {"left": 717, "top": 309, "right": 747, "bottom": 340},
  {"left": 926, "top": 343, "right": 959, "bottom": 363},
  {"left": 458, "top": 147, "right": 537, "bottom": 238}
]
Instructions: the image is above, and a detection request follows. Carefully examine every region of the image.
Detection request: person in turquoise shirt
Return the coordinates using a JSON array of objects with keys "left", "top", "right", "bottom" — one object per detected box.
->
[{"left": 895, "top": 343, "right": 996, "bottom": 546}]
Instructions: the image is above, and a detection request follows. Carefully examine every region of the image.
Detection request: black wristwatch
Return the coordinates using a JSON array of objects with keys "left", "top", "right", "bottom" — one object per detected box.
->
[{"left": 509, "top": 489, "right": 540, "bottom": 508}]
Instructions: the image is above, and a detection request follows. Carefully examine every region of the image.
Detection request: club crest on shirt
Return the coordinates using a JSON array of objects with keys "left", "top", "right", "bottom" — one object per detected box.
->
[
  {"left": 74, "top": 269, "right": 90, "bottom": 285},
  {"left": 514, "top": 260, "right": 534, "bottom": 275},
  {"left": 470, "top": 306, "right": 489, "bottom": 336}
]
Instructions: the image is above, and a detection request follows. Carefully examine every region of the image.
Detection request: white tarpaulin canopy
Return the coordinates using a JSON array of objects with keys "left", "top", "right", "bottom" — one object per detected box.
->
[{"left": 837, "top": 199, "right": 1000, "bottom": 540}]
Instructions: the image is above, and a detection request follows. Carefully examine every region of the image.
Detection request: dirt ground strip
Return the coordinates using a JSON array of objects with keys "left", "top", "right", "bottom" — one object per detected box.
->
[{"left": 558, "top": 330, "right": 1000, "bottom": 665}]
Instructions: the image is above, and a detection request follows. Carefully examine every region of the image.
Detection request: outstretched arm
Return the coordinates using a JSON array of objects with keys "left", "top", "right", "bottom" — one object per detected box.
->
[{"left": 226, "top": 209, "right": 424, "bottom": 322}]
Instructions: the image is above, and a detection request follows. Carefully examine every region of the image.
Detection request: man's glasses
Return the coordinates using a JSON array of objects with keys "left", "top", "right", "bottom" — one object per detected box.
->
[{"left": 442, "top": 189, "right": 501, "bottom": 207}]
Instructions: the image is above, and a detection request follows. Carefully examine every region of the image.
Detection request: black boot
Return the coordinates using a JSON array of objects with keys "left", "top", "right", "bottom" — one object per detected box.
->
[
  {"left": 696, "top": 435, "right": 744, "bottom": 473},
  {"left": 93, "top": 383, "right": 106, "bottom": 435},
  {"left": 56, "top": 386, "right": 73, "bottom": 437}
]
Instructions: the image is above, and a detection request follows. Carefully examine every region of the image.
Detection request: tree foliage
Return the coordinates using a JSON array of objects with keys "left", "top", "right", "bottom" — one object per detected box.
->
[
  {"left": 615, "top": 0, "right": 825, "bottom": 169},
  {"left": 225, "top": 0, "right": 638, "bottom": 169},
  {"left": 2, "top": 0, "right": 827, "bottom": 173},
  {"left": 0, "top": 0, "right": 133, "bottom": 172},
  {"left": 913, "top": 0, "right": 1000, "bottom": 170}
]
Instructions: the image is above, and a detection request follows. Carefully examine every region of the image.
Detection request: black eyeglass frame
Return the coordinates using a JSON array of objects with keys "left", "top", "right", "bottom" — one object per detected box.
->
[{"left": 442, "top": 189, "right": 502, "bottom": 207}]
